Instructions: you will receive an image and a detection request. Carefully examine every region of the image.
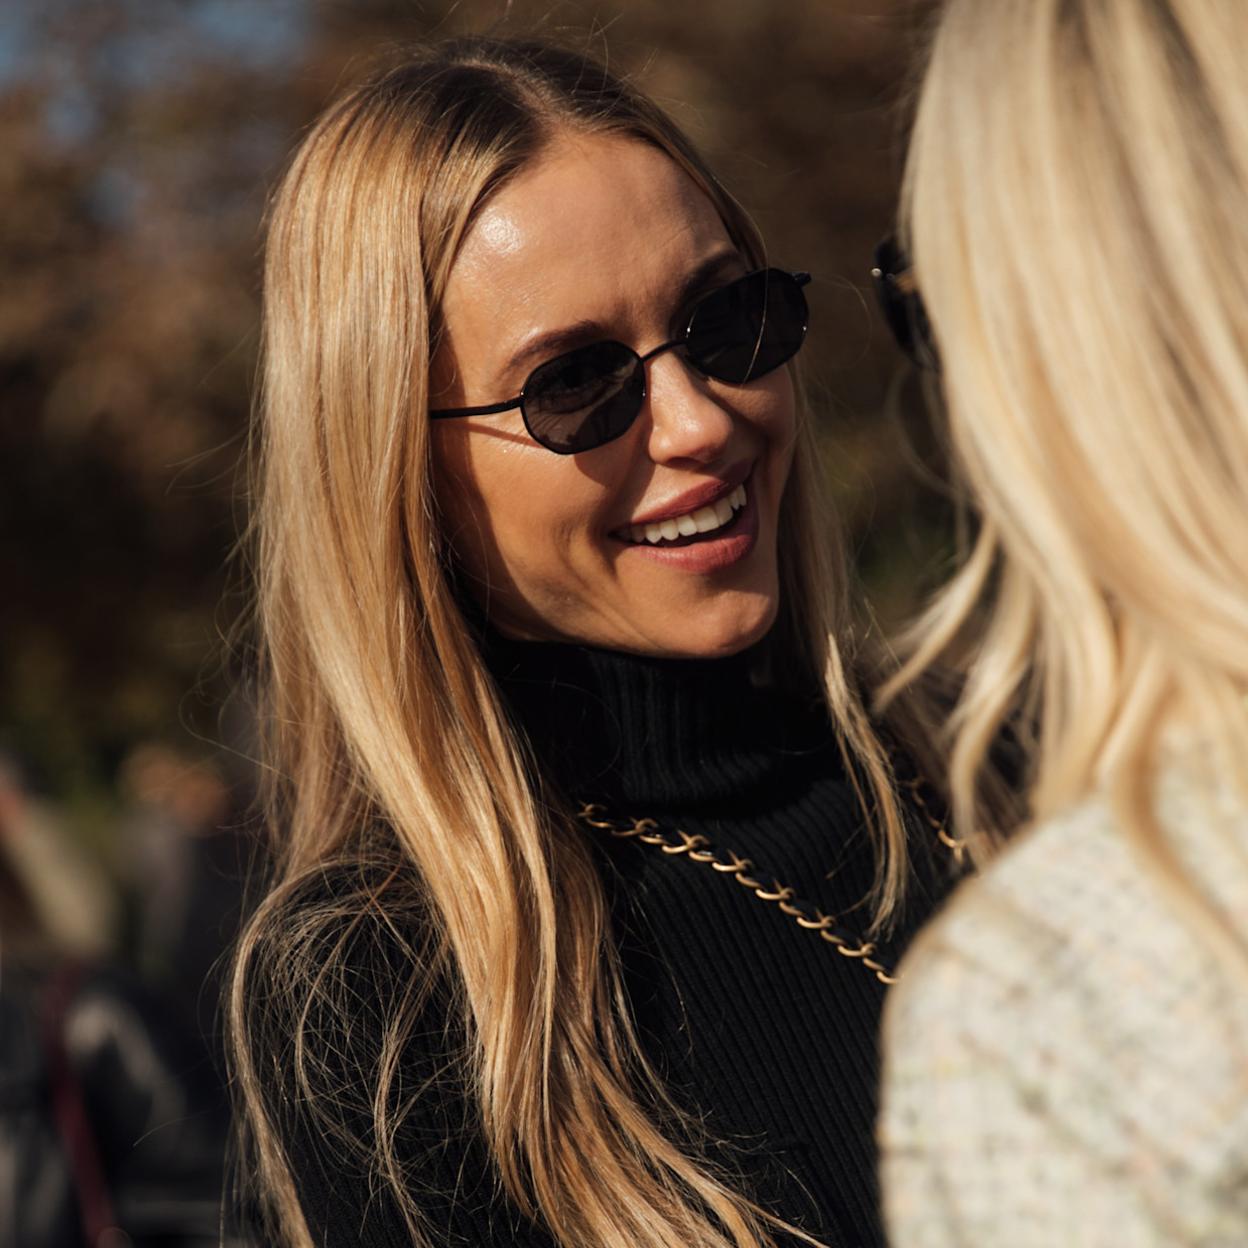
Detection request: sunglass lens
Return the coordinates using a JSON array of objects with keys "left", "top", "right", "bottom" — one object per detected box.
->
[
  {"left": 685, "top": 268, "right": 808, "bottom": 385},
  {"left": 522, "top": 340, "right": 644, "bottom": 454}
]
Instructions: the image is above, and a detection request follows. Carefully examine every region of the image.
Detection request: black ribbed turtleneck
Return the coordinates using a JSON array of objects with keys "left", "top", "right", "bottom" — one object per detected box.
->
[
  {"left": 269, "top": 635, "right": 955, "bottom": 1248},
  {"left": 483, "top": 632, "right": 832, "bottom": 809}
]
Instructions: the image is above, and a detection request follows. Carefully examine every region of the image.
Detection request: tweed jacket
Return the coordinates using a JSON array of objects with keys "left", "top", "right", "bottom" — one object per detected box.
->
[{"left": 880, "top": 761, "right": 1248, "bottom": 1247}]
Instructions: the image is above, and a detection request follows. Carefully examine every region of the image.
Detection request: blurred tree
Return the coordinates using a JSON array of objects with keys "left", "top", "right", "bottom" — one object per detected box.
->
[{"left": 0, "top": 0, "right": 947, "bottom": 937}]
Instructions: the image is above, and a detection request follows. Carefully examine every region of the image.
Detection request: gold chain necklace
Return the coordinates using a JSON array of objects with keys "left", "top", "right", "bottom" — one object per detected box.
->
[
  {"left": 577, "top": 778, "right": 962, "bottom": 987},
  {"left": 901, "top": 776, "right": 970, "bottom": 868}
]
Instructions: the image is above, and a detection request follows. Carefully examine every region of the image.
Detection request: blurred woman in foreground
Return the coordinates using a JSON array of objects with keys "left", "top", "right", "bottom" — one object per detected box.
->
[{"left": 875, "top": 0, "right": 1248, "bottom": 1243}]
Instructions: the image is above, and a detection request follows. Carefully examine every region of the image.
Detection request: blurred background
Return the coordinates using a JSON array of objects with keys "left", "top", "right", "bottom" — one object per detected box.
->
[{"left": 1, "top": 0, "right": 948, "bottom": 1079}]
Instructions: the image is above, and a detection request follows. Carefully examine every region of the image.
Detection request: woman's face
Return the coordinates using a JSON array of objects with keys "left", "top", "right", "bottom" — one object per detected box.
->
[{"left": 431, "top": 133, "right": 797, "bottom": 658}]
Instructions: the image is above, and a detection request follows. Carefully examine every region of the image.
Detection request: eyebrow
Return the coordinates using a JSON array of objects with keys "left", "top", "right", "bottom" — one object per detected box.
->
[{"left": 496, "top": 248, "right": 746, "bottom": 388}]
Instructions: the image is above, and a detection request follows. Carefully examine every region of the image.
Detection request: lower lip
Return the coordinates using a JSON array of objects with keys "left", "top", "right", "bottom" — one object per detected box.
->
[{"left": 612, "top": 489, "right": 759, "bottom": 573}]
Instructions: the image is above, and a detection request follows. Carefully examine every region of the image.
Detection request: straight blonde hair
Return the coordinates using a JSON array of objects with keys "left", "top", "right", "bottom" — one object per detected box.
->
[
  {"left": 880, "top": 0, "right": 1248, "bottom": 958},
  {"left": 229, "top": 37, "right": 911, "bottom": 1248}
]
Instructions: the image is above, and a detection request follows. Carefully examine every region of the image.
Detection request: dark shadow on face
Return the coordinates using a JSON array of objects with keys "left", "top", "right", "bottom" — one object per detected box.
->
[
  {"left": 439, "top": 421, "right": 533, "bottom": 450},
  {"left": 430, "top": 431, "right": 538, "bottom": 638}
]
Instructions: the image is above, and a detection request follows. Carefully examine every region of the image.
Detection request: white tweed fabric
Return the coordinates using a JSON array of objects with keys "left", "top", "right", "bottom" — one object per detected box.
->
[{"left": 879, "top": 763, "right": 1248, "bottom": 1247}]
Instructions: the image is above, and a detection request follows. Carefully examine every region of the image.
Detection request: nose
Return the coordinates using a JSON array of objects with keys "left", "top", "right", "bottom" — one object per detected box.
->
[{"left": 642, "top": 349, "right": 736, "bottom": 466}]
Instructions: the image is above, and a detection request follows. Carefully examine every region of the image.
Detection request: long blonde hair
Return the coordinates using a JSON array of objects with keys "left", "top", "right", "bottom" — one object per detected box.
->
[
  {"left": 880, "top": 0, "right": 1248, "bottom": 951},
  {"left": 229, "top": 36, "right": 910, "bottom": 1248}
]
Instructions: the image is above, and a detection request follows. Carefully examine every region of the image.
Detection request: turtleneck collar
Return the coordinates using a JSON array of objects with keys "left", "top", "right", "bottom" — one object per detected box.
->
[{"left": 481, "top": 630, "right": 837, "bottom": 811}]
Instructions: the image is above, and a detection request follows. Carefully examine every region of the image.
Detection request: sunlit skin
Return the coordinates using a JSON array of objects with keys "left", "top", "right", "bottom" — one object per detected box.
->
[{"left": 431, "top": 132, "right": 797, "bottom": 658}]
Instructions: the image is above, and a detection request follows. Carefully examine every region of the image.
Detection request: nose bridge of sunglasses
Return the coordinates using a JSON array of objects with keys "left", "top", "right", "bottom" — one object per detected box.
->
[
  {"left": 638, "top": 337, "right": 724, "bottom": 397},
  {"left": 638, "top": 336, "right": 686, "bottom": 368}
]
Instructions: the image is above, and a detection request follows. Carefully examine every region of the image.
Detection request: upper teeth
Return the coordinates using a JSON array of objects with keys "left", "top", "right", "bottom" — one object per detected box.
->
[{"left": 625, "top": 483, "right": 747, "bottom": 545}]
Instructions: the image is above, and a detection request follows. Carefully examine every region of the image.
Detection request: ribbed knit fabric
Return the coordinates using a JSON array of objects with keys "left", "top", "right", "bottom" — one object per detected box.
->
[{"left": 265, "top": 636, "right": 954, "bottom": 1248}]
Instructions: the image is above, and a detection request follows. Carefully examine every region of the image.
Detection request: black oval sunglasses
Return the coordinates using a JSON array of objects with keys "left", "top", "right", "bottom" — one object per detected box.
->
[{"left": 430, "top": 267, "right": 811, "bottom": 455}]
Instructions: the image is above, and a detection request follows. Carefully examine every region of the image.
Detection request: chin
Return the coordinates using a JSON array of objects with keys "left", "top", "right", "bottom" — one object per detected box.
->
[{"left": 659, "top": 590, "right": 780, "bottom": 660}]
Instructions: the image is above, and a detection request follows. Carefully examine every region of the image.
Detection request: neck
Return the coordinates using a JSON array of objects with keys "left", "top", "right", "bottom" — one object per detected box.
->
[{"left": 481, "top": 630, "right": 835, "bottom": 810}]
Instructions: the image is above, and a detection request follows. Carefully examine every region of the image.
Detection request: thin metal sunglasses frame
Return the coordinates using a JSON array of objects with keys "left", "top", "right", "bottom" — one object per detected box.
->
[
  {"left": 428, "top": 267, "right": 813, "bottom": 422},
  {"left": 870, "top": 236, "right": 937, "bottom": 369}
]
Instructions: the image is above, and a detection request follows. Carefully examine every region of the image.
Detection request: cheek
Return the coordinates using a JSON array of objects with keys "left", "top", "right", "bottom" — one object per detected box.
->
[
  {"left": 432, "top": 428, "right": 611, "bottom": 593},
  {"left": 734, "top": 370, "right": 798, "bottom": 486},
  {"left": 767, "top": 370, "right": 799, "bottom": 445},
  {"left": 730, "top": 366, "right": 796, "bottom": 435}
]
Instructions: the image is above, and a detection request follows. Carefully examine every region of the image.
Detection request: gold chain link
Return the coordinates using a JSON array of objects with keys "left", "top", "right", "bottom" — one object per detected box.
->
[
  {"left": 902, "top": 775, "right": 969, "bottom": 866},
  {"left": 578, "top": 803, "right": 902, "bottom": 985},
  {"left": 577, "top": 774, "right": 962, "bottom": 988}
]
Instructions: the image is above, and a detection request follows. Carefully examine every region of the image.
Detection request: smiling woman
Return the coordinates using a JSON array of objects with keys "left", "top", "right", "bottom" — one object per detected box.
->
[
  {"left": 228, "top": 35, "right": 952, "bottom": 1248},
  {"left": 431, "top": 135, "right": 799, "bottom": 656}
]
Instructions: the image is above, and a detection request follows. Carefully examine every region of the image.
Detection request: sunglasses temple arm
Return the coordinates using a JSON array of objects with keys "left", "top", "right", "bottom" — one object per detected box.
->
[{"left": 429, "top": 396, "right": 525, "bottom": 419}]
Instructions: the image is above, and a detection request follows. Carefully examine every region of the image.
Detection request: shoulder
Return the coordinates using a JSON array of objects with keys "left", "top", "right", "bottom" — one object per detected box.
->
[
  {"left": 889, "top": 771, "right": 1248, "bottom": 1048},
  {"left": 244, "top": 857, "right": 440, "bottom": 976},
  {"left": 235, "top": 859, "right": 556, "bottom": 1246},
  {"left": 881, "top": 774, "right": 1248, "bottom": 1235},
  {"left": 239, "top": 856, "right": 463, "bottom": 1123}
]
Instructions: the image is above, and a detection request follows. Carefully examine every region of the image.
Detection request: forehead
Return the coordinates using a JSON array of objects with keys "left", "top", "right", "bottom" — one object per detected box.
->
[{"left": 441, "top": 132, "right": 734, "bottom": 367}]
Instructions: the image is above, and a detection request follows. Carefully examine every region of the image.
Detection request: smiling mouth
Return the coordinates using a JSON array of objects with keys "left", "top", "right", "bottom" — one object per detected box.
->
[{"left": 617, "top": 481, "right": 748, "bottom": 546}]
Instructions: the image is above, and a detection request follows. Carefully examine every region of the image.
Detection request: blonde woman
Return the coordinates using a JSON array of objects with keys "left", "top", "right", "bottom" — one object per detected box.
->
[
  {"left": 874, "top": 1, "right": 1248, "bottom": 1244},
  {"left": 229, "top": 36, "right": 958, "bottom": 1248}
]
